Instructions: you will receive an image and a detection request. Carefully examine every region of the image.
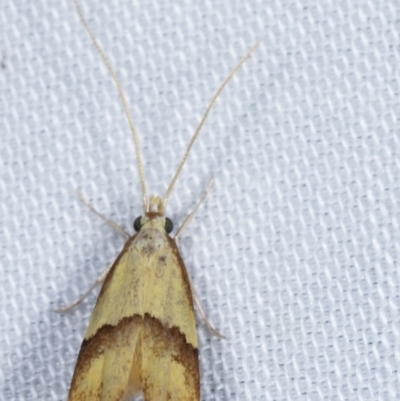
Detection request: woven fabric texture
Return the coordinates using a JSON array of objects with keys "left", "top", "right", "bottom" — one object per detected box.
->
[{"left": 1, "top": 0, "right": 399, "bottom": 400}]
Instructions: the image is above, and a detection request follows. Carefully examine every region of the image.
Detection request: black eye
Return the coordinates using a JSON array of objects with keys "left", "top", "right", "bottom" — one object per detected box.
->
[
  {"left": 165, "top": 217, "right": 173, "bottom": 234},
  {"left": 133, "top": 216, "right": 142, "bottom": 232}
]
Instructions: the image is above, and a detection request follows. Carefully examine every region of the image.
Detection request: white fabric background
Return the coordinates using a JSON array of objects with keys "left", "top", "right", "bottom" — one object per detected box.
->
[{"left": 1, "top": 0, "right": 399, "bottom": 400}]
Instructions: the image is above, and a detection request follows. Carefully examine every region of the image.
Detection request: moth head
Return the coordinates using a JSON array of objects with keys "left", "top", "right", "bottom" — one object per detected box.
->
[
  {"left": 133, "top": 214, "right": 173, "bottom": 234},
  {"left": 132, "top": 195, "right": 173, "bottom": 234}
]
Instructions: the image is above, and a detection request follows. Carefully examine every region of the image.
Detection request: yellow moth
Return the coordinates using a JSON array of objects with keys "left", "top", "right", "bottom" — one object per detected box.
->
[{"left": 63, "top": 1, "right": 259, "bottom": 400}]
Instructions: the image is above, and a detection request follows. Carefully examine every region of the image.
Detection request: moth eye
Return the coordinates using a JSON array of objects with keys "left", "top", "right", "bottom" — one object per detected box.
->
[
  {"left": 133, "top": 216, "right": 142, "bottom": 232},
  {"left": 164, "top": 217, "right": 173, "bottom": 234}
]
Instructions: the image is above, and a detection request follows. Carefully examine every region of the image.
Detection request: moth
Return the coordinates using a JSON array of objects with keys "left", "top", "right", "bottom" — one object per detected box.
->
[{"left": 63, "top": 1, "right": 259, "bottom": 400}]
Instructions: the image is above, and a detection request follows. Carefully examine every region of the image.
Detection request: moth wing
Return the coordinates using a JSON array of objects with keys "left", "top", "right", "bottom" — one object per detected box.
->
[
  {"left": 69, "top": 229, "right": 200, "bottom": 401},
  {"left": 68, "top": 237, "right": 143, "bottom": 401},
  {"left": 68, "top": 309, "right": 142, "bottom": 400},
  {"left": 138, "top": 315, "right": 199, "bottom": 401},
  {"left": 130, "top": 234, "right": 200, "bottom": 400}
]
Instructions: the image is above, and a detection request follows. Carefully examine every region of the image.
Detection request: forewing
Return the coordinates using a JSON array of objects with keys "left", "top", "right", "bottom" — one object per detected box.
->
[{"left": 68, "top": 230, "right": 200, "bottom": 401}]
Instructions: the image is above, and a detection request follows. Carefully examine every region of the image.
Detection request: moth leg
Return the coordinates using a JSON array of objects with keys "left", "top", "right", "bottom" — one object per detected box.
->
[
  {"left": 174, "top": 177, "right": 214, "bottom": 239},
  {"left": 187, "top": 274, "right": 226, "bottom": 339},
  {"left": 174, "top": 178, "right": 225, "bottom": 338},
  {"left": 57, "top": 192, "right": 129, "bottom": 313},
  {"left": 77, "top": 189, "right": 130, "bottom": 238},
  {"left": 55, "top": 261, "right": 113, "bottom": 313}
]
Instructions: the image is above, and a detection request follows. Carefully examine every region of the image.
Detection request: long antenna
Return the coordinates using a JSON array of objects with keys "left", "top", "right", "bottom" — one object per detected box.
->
[
  {"left": 73, "top": 0, "right": 148, "bottom": 213},
  {"left": 162, "top": 40, "right": 261, "bottom": 209}
]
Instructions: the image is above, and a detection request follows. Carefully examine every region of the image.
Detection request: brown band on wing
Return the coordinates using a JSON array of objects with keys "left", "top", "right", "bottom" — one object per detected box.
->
[
  {"left": 72, "top": 315, "right": 141, "bottom": 377},
  {"left": 69, "top": 314, "right": 142, "bottom": 401},
  {"left": 141, "top": 313, "right": 199, "bottom": 394},
  {"left": 70, "top": 313, "right": 199, "bottom": 400}
]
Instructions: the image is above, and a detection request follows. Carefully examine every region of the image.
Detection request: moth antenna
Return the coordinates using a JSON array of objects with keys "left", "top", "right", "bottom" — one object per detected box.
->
[
  {"left": 162, "top": 40, "right": 261, "bottom": 209},
  {"left": 73, "top": 0, "right": 148, "bottom": 213},
  {"left": 174, "top": 177, "right": 214, "bottom": 240}
]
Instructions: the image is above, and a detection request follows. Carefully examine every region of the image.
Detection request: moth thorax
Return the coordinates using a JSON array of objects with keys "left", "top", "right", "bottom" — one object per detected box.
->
[{"left": 148, "top": 195, "right": 164, "bottom": 215}]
